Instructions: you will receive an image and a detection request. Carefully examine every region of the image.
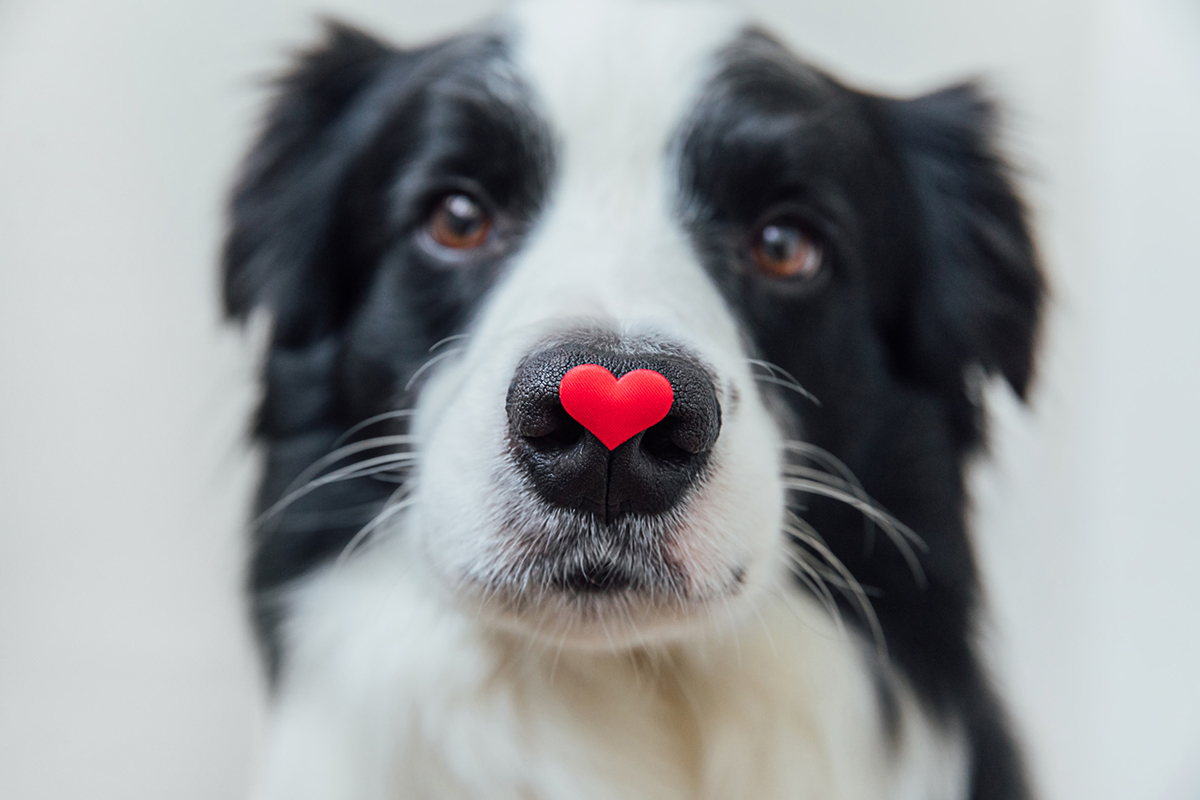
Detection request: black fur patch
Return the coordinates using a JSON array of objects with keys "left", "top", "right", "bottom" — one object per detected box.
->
[
  {"left": 223, "top": 22, "right": 555, "bottom": 673},
  {"left": 677, "top": 31, "right": 1042, "bottom": 799}
]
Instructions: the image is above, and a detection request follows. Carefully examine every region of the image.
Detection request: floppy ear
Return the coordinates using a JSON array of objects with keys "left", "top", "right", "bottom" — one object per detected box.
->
[
  {"left": 880, "top": 83, "right": 1045, "bottom": 403},
  {"left": 222, "top": 21, "right": 398, "bottom": 345}
]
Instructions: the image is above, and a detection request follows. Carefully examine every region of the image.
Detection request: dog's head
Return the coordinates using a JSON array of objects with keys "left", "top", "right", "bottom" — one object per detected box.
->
[{"left": 227, "top": 1, "right": 1042, "bottom": 660}]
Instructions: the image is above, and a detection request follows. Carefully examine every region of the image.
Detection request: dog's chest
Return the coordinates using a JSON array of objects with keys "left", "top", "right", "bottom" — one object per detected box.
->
[{"left": 266, "top": 554, "right": 963, "bottom": 800}]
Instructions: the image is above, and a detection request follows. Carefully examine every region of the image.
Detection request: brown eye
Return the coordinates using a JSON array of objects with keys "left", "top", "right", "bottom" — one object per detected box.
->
[
  {"left": 428, "top": 193, "right": 491, "bottom": 250},
  {"left": 752, "top": 221, "right": 822, "bottom": 279}
]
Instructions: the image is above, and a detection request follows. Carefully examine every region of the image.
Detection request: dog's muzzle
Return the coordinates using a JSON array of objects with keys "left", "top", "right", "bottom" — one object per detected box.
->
[{"left": 506, "top": 340, "right": 721, "bottom": 521}]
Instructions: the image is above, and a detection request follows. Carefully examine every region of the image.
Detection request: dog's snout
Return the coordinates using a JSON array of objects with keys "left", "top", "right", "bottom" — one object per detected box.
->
[{"left": 506, "top": 341, "right": 721, "bottom": 520}]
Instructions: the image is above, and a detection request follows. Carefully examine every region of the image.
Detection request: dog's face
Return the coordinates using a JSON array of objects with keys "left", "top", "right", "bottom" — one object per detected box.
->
[
  {"left": 412, "top": 5, "right": 791, "bottom": 646},
  {"left": 227, "top": 1, "right": 1042, "bottom": 664}
]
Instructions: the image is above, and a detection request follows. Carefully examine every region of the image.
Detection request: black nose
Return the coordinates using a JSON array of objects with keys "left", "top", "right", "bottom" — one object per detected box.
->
[{"left": 506, "top": 340, "right": 721, "bottom": 520}]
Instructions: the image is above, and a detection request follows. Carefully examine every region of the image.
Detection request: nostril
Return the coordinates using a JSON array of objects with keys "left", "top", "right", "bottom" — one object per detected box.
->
[
  {"left": 639, "top": 418, "right": 696, "bottom": 462},
  {"left": 522, "top": 404, "right": 586, "bottom": 451},
  {"left": 639, "top": 386, "right": 722, "bottom": 460}
]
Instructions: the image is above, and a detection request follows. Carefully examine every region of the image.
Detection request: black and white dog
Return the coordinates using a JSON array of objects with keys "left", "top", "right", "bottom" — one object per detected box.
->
[{"left": 224, "top": 1, "right": 1044, "bottom": 797}]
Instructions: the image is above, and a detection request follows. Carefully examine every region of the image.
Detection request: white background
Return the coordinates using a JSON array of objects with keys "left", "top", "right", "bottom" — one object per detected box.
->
[{"left": 1, "top": 1, "right": 1197, "bottom": 798}]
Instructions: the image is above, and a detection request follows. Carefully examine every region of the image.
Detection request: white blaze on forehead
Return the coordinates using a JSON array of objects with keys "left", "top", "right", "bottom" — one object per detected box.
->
[
  {"left": 511, "top": 0, "right": 745, "bottom": 186},
  {"left": 481, "top": 0, "right": 747, "bottom": 352}
]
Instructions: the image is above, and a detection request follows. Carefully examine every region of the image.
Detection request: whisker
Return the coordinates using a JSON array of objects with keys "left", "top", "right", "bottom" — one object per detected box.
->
[
  {"left": 781, "top": 466, "right": 896, "bottom": 529},
  {"left": 780, "top": 440, "right": 869, "bottom": 499},
  {"left": 428, "top": 333, "right": 471, "bottom": 354},
  {"left": 781, "top": 477, "right": 928, "bottom": 589},
  {"left": 747, "top": 359, "right": 821, "bottom": 406},
  {"left": 784, "top": 518, "right": 886, "bottom": 657},
  {"left": 340, "top": 461, "right": 417, "bottom": 481},
  {"left": 368, "top": 472, "right": 414, "bottom": 484},
  {"left": 404, "top": 346, "right": 465, "bottom": 392},
  {"left": 780, "top": 440, "right": 925, "bottom": 546},
  {"left": 330, "top": 410, "right": 416, "bottom": 451},
  {"left": 746, "top": 358, "right": 802, "bottom": 385},
  {"left": 782, "top": 536, "right": 867, "bottom": 595},
  {"left": 254, "top": 453, "right": 418, "bottom": 528},
  {"left": 780, "top": 549, "right": 844, "bottom": 635},
  {"left": 283, "top": 434, "right": 415, "bottom": 499},
  {"left": 780, "top": 465, "right": 888, "bottom": 548},
  {"left": 782, "top": 465, "right": 865, "bottom": 492},
  {"left": 751, "top": 375, "right": 823, "bottom": 406},
  {"left": 781, "top": 438, "right": 879, "bottom": 553},
  {"left": 335, "top": 493, "right": 416, "bottom": 565}
]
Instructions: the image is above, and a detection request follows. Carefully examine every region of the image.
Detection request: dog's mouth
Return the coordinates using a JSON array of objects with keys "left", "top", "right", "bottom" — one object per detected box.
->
[
  {"left": 485, "top": 503, "right": 689, "bottom": 601},
  {"left": 553, "top": 560, "right": 637, "bottom": 594},
  {"left": 446, "top": 489, "right": 757, "bottom": 647}
]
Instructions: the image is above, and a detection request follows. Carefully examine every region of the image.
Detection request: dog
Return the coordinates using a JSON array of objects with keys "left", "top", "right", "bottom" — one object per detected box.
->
[{"left": 223, "top": 1, "right": 1044, "bottom": 797}]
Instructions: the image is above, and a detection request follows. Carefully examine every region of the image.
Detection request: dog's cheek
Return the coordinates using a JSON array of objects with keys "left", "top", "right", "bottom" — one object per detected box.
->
[
  {"left": 410, "top": 350, "right": 520, "bottom": 590},
  {"left": 675, "top": 378, "right": 787, "bottom": 600}
]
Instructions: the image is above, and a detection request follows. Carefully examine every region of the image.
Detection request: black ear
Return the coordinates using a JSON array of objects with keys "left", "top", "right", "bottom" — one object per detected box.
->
[
  {"left": 222, "top": 21, "right": 397, "bottom": 345},
  {"left": 881, "top": 83, "right": 1045, "bottom": 402}
]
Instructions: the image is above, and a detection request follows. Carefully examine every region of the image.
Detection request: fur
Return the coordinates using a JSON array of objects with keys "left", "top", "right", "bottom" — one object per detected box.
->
[{"left": 223, "top": 2, "right": 1044, "bottom": 798}]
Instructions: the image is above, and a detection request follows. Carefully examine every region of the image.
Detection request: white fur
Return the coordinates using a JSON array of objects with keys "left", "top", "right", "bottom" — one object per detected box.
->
[
  {"left": 253, "top": 2, "right": 968, "bottom": 797},
  {"left": 255, "top": 533, "right": 966, "bottom": 800}
]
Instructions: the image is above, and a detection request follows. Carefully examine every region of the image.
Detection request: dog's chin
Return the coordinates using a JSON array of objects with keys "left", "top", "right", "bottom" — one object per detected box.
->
[
  {"left": 460, "top": 574, "right": 745, "bottom": 651},
  {"left": 444, "top": 509, "right": 753, "bottom": 650}
]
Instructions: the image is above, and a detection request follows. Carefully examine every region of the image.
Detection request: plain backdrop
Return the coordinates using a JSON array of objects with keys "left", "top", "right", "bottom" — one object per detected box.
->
[{"left": 1, "top": 1, "right": 1198, "bottom": 798}]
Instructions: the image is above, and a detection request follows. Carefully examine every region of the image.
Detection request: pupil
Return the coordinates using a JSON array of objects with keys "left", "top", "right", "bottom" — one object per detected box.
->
[
  {"left": 444, "top": 195, "right": 482, "bottom": 236},
  {"left": 761, "top": 224, "right": 800, "bottom": 261}
]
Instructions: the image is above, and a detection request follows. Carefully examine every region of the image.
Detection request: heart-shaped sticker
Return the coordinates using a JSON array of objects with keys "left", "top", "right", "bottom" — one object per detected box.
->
[{"left": 558, "top": 364, "right": 674, "bottom": 450}]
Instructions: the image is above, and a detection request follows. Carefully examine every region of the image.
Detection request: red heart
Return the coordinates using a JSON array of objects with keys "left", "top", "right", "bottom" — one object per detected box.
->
[{"left": 558, "top": 365, "right": 674, "bottom": 450}]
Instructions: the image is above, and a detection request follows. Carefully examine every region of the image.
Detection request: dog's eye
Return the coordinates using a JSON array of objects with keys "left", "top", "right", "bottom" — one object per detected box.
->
[
  {"left": 428, "top": 193, "right": 492, "bottom": 250},
  {"left": 751, "top": 220, "right": 822, "bottom": 280}
]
